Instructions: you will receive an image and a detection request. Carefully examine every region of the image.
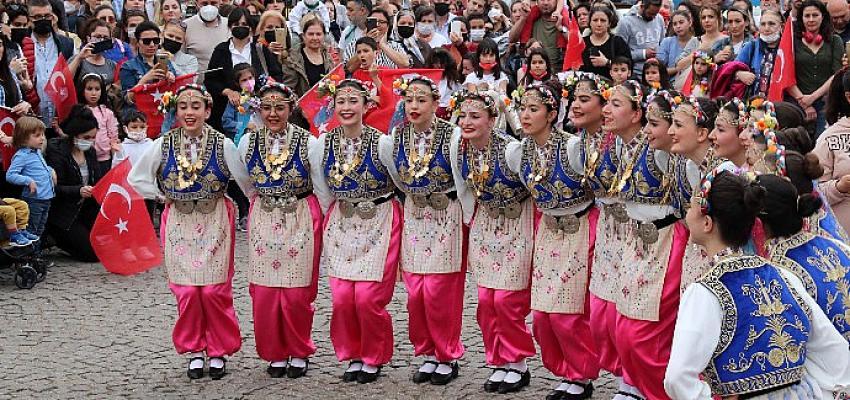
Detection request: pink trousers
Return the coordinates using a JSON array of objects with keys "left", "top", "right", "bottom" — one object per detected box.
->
[
  {"left": 589, "top": 296, "right": 622, "bottom": 377},
  {"left": 614, "top": 221, "right": 687, "bottom": 400},
  {"left": 533, "top": 302, "right": 600, "bottom": 380},
  {"left": 476, "top": 287, "right": 536, "bottom": 366},
  {"left": 165, "top": 201, "right": 241, "bottom": 358},
  {"left": 329, "top": 200, "right": 402, "bottom": 366},
  {"left": 403, "top": 270, "right": 466, "bottom": 362}
]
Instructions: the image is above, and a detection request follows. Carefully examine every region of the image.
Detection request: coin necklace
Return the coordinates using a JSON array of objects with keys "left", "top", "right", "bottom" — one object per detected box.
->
[
  {"left": 329, "top": 130, "right": 365, "bottom": 187},
  {"left": 403, "top": 126, "right": 437, "bottom": 184},
  {"left": 264, "top": 126, "right": 293, "bottom": 182},
  {"left": 608, "top": 130, "right": 646, "bottom": 196},
  {"left": 582, "top": 129, "right": 602, "bottom": 186},
  {"left": 465, "top": 139, "right": 491, "bottom": 198},
  {"left": 176, "top": 129, "right": 206, "bottom": 190}
]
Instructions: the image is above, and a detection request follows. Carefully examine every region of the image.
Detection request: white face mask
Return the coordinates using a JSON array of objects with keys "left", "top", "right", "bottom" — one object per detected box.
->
[
  {"left": 127, "top": 27, "right": 136, "bottom": 38},
  {"left": 304, "top": 0, "right": 319, "bottom": 7},
  {"left": 75, "top": 139, "right": 94, "bottom": 151},
  {"left": 199, "top": 4, "right": 219, "bottom": 22},
  {"left": 127, "top": 130, "right": 147, "bottom": 141},
  {"left": 761, "top": 32, "right": 780, "bottom": 44},
  {"left": 416, "top": 22, "right": 434, "bottom": 36},
  {"left": 470, "top": 28, "right": 485, "bottom": 42}
]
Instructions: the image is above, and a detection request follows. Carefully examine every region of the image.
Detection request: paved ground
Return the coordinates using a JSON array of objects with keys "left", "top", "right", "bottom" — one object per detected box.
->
[{"left": 0, "top": 233, "right": 618, "bottom": 399}]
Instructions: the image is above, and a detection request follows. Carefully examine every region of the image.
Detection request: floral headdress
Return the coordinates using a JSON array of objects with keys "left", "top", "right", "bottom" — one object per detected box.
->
[
  {"left": 671, "top": 94, "right": 706, "bottom": 124},
  {"left": 448, "top": 89, "right": 497, "bottom": 116},
  {"left": 159, "top": 83, "right": 212, "bottom": 114},
  {"left": 258, "top": 82, "right": 297, "bottom": 104},
  {"left": 646, "top": 90, "right": 676, "bottom": 120},
  {"left": 719, "top": 98, "right": 748, "bottom": 128},
  {"left": 513, "top": 83, "right": 558, "bottom": 110},
  {"left": 392, "top": 74, "right": 439, "bottom": 97},
  {"left": 609, "top": 80, "right": 645, "bottom": 107},
  {"left": 692, "top": 51, "right": 715, "bottom": 68},
  {"left": 748, "top": 100, "right": 786, "bottom": 176},
  {"left": 316, "top": 72, "right": 345, "bottom": 98},
  {"left": 561, "top": 71, "right": 611, "bottom": 99}
]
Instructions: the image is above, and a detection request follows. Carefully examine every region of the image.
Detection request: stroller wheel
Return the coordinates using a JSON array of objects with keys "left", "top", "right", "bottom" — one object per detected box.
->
[
  {"left": 33, "top": 263, "right": 46, "bottom": 283},
  {"left": 14, "top": 265, "right": 37, "bottom": 289}
]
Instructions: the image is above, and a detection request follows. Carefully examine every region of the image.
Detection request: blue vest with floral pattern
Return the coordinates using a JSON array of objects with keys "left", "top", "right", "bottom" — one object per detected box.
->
[
  {"left": 580, "top": 131, "right": 618, "bottom": 198},
  {"left": 244, "top": 126, "right": 313, "bottom": 196},
  {"left": 159, "top": 127, "right": 230, "bottom": 201},
  {"left": 459, "top": 132, "right": 529, "bottom": 208},
  {"left": 322, "top": 126, "right": 394, "bottom": 200},
  {"left": 519, "top": 133, "right": 591, "bottom": 210},
  {"left": 393, "top": 119, "right": 455, "bottom": 195},
  {"left": 619, "top": 140, "right": 667, "bottom": 204}
]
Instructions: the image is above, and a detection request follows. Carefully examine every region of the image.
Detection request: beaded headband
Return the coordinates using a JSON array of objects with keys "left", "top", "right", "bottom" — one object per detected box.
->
[
  {"left": 671, "top": 95, "right": 707, "bottom": 124},
  {"left": 393, "top": 75, "right": 439, "bottom": 97},
  {"left": 514, "top": 83, "right": 558, "bottom": 109},
  {"left": 175, "top": 83, "right": 213, "bottom": 105},
  {"left": 749, "top": 100, "right": 787, "bottom": 176},
  {"left": 646, "top": 90, "right": 675, "bottom": 120},
  {"left": 258, "top": 82, "right": 297, "bottom": 105},
  {"left": 603, "top": 80, "right": 644, "bottom": 108},
  {"left": 562, "top": 71, "right": 611, "bottom": 99},
  {"left": 719, "top": 98, "right": 747, "bottom": 128},
  {"left": 448, "top": 89, "right": 497, "bottom": 116}
]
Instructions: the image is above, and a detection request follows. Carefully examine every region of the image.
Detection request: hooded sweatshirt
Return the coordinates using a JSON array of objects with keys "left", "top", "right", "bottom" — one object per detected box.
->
[
  {"left": 615, "top": 10, "right": 665, "bottom": 76},
  {"left": 814, "top": 116, "right": 850, "bottom": 232}
]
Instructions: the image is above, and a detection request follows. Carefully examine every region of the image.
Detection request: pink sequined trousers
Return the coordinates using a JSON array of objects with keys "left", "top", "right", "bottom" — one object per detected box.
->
[
  {"left": 614, "top": 221, "right": 687, "bottom": 400},
  {"left": 403, "top": 265, "right": 467, "bottom": 362},
  {"left": 249, "top": 195, "right": 323, "bottom": 362},
  {"left": 328, "top": 200, "right": 402, "bottom": 366},
  {"left": 533, "top": 207, "right": 600, "bottom": 381},
  {"left": 476, "top": 287, "right": 537, "bottom": 366},
  {"left": 164, "top": 200, "right": 242, "bottom": 358}
]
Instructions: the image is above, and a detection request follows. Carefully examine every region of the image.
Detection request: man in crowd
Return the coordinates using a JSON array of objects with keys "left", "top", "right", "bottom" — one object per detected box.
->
[
  {"left": 828, "top": 0, "right": 850, "bottom": 43},
  {"left": 183, "top": 0, "right": 231, "bottom": 84},
  {"left": 616, "top": 0, "right": 664, "bottom": 77}
]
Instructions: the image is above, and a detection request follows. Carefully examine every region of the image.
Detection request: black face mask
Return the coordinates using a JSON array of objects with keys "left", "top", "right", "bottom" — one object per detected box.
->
[
  {"left": 32, "top": 19, "right": 52, "bottom": 36},
  {"left": 162, "top": 37, "right": 182, "bottom": 54},
  {"left": 397, "top": 25, "right": 414, "bottom": 39},
  {"left": 264, "top": 30, "right": 276, "bottom": 43},
  {"left": 434, "top": 2, "right": 450, "bottom": 16},
  {"left": 10, "top": 27, "right": 30, "bottom": 43},
  {"left": 231, "top": 26, "right": 251, "bottom": 40}
]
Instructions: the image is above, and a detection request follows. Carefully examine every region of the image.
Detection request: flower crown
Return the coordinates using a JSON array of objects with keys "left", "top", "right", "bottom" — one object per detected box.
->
[
  {"left": 258, "top": 82, "right": 297, "bottom": 103},
  {"left": 514, "top": 83, "right": 558, "bottom": 109},
  {"left": 158, "top": 83, "right": 212, "bottom": 113},
  {"left": 448, "top": 89, "right": 497, "bottom": 116},
  {"left": 562, "top": 71, "right": 611, "bottom": 99},
  {"left": 611, "top": 80, "right": 644, "bottom": 107},
  {"left": 692, "top": 51, "right": 714, "bottom": 68},
  {"left": 720, "top": 98, "right": 748, "bottom": 127},
  {"left": 646, "top": 90, "right": 676, "bottom": 120},
  {"left": 671, "top": 94, "right": 707, "bottom": 124},
  {"left": 749, "top": 100, "right": 787, "bottom": 176},
  {"left": 392, "top": 75, "right": 439, "bottom": 97},
  {"left": 316, "top": 72, "right": 344, "bottom": 98}
]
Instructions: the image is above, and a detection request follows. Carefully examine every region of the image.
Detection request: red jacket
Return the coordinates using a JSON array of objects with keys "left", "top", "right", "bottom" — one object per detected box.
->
[
  {"left": 21, "top": 37, "right": 39, "bottom": 109},
  {"left": 519, "top": 6, "right": 568, "bottom": 48}
]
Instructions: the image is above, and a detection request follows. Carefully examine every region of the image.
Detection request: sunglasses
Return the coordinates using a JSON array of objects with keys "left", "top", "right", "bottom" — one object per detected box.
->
[
  {"left": 99, "top": 15, "right": 116, "bottom": 22},
  {"left": 139, "top": 37, "right": 161, "bottom": 45}
]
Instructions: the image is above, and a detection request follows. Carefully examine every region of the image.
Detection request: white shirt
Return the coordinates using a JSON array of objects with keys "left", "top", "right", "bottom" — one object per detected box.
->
[
  {"left": 287, "top": 1, "right": 331, "bottom": 35},
  {"left": 113, "top": 138, "right": 154, "bottom": 168},
  {"left": 229, "top": 39, "right": 253, "bottom": 67}
]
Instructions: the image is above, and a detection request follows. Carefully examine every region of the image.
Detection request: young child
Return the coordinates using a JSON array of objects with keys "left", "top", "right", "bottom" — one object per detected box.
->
[
  {"left": 461, "top": 53, "right": 475, "bottom": 77},
  {"left": 0, "top": 198, "right": 37, "bottom": 247},
  {"left": 463, "top": 38, "right": 509, "bottom": 93},
  {"left": 518, "top": 47, "right": 552, "bottom": 88},
  {"left": 5, "top": 117, "right": 55, "bottom": 253},
  {"left": 683, "top": 51, "right": 713, "bottom": 96},
  {"left": 79, "top": 73, "right": 120, "bottom": 173},
  {"left": 221, "top": 63, "right": 260, "bottom": 145},
  {"left": 349, "top": 37, "right": 384, "bottom": 101},
  {"left": 641, "top": 58, "right": 671, "bottom": 91},
  {"left": 609, "top": 56, "right": 632, "bottom": 85},
  {"left": 112, "top": 110, "right": 153, "bottom": 167}
]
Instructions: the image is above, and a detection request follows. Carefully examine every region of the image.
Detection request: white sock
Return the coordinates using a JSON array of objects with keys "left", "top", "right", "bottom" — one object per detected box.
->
[
  {"left": 187, "top": 352, "right": 204, "bottom": 369},
  {"left": 418, "top": 358, "right": 437, "bottom": 373},
  {"left": 434, "top": 362, "right": 454, "bottom": 374},
  {"left": 361, "top": 363, "right": 379, "bottom": 373},
  {"left": 209, "top": 358, "right": 224, "bottom": 369},
  {"left": 556, "top": 382, "right": 571, "bottom": 391},
  {"left": 509, "top": 360, "right": 528, "bottom": 373},
  {"left": 346, "top": 361, "right": 363, "bottom": 373},
  {"left": 503, "top": 370, "right": 522, "bottom": 384},
  {"left": 488, "top": 367, "right": 507, "bottom": 382},
  {"left": 567, "top": 380, "right": 591, "bottom": 395},
  {"left": 270, "top": 360, "right": 288, "bottom": 368},
  {"left": 289, "top": 358, "right": 306, "bottom": 368}
]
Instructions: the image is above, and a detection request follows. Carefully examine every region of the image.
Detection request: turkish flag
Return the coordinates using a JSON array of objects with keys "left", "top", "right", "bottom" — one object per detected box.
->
[
  {"left": 562, "top": 3, "right": 585, "bottom": 71},
  {"left": 300, "top": 64, "right": 344, "bottom": 136},
  {"left": 0, "top": 107, "right": 18, "bottom": 170},
  {"left": 369, "top": 68, "right": 443, "bottom": 133},
  {"left": 768, "top": 21, "right": 796, "bottom": 102},
  {"left": 131, "top": 73, "right": 196, "bottom": 139},
  {"left": 43, "top": 55, "right": 77, "bottom": 122},
  {"left": 90, "top": 159, "right": 162, "bottom": 275}
]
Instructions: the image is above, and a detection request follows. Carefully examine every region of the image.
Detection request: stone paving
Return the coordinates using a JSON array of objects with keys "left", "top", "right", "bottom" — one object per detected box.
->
[{"left": 0, "top": 233, "right": 618, "bottom": 399}]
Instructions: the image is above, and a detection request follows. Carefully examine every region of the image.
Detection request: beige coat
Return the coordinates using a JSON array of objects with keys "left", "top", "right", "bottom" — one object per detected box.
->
[{"left": 813, "top": 116, "right": 850, "bottom": 232}]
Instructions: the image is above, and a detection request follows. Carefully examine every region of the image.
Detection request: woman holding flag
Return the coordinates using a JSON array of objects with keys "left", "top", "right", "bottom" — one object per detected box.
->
[
  {"left": 377, "top": 75, "right": 466, "bottom": 386},
  {"left": 237, "top": 82, "right": 331, "bottom": 379},
  {"left": 128, "top": 84, "right": 253, "bottom": 381}
]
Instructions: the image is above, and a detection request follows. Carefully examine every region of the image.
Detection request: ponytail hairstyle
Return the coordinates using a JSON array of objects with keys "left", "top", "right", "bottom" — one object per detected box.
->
[
  {"left": 702, "top": 170, "right": 766, "bottom": 248},
  {"left": 756, "top": 173, "right": 823, "bottom": 238},
  {"left": 825, "top": 67, "right": 850, "bottom": 125},
  {"left": 774, "top": 127, "right": 814, "bottom": 154},
  {"left": 782, "top": 150, "right": 824, "bottom": 196}
]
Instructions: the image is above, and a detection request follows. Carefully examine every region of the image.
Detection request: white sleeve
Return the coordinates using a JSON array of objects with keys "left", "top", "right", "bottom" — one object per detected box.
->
[
  {"left": 236, "top": 131, "right": 251, "bottom": 161},
  {"left": 378, "top": 131, "right": 402, "bottom": 188},
  {"left": 779, "top": 269, "right": 850, "bottom": 393},
  {"left": 567, "top": 136, "right": 584, "bottom": 174},
  {"left": 686, "top": 158, "right": 701, "bottom": 192},
  {"left": 128, "top": 137, "right": 164, "bottom": 200},
  {"left": 654, "top": 149, "right": 670, "bottom": 172},
  {"left": 287, "top": 4, "right": 304, "bottom": 34},
  {"left": 450, "top": 129, "right": 475, "bottom": 225},
  {"left": 664, "top": 283, "right": 720, "bottom": 400},
  {"left": 504, "top": 139, "right": 523, "bottom": 174},
  {"left": 224, "top": 137, "right": 256, "bottom": 199},
  {"left": 308, "top": 135, "right": 333, "bottom": 214}
]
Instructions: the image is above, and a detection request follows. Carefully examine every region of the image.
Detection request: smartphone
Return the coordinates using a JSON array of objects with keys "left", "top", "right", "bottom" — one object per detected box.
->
[
  {"left": 275, "top": 28, "right": 288, "bottom": 47},
  {"left": 451, "top": 20, "right": 462, "bottom": 35},
  {"left": 155, "top": 52, "right": 169, "bottom": 72},
  {"left": 91, "top": 39, "right": 112, "bottom": 54},
  {"left": 366, "top": 17, "right": 378, "bottom": 31},
  {"left": 185, "top": 4, "right": 197, "bottom": 17},
  {"left": 591, "top": 47, "right": 601, "bottom": 57}
]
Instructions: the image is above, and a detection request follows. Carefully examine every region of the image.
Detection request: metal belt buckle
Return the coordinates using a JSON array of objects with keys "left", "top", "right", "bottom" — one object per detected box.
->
[
  {"left": 559, "top": 214, "right": 581, "bottom": 234},
  {"left": 174, "top": 200, "right": 195, "bottom": 214},
  {"left": 281, "top": 197, "right": 298, "bottom": 214},
  {"left": 356, "top": 201, "right": 377, "bottom": 219},
  {"left": 637, "top": 222, "right": 659, "bottom": 245},
  {"left": 196, "top": 199, "right": 217, "bottom": 214},
  {"left": 486, "top": 204, "right": 501, "bottom": 219},
  {"left": 503, "top": 203, "right": 522, "bottom": 219},
  {"left": 429, "top": 193, "right": 450, "bottom": 211},
  {"left": 411, "top": 194, "right": 429, "bottom": 209},
  {"left": 261, "top": 196, "right": 276, "bottom": 212},
  {"left": 543, "top": 214, "right": 559, "bottom": 231},
  {"left": 338, "top": 201, "right": 355, "bottom": 218}
]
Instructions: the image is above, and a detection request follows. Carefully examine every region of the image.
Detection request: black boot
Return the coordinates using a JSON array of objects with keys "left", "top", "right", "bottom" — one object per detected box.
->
[
  {"left": 187, "top": 357, "right": 205, "bottom": 380},
  {"left": 429, "top": 362, "right": 459, "bottom": 385},
  {"left": 411, "top": 360, "right": 438, "bottom": 384},
  {"left": 208, "top": 358, "right": 227, "bottom": 380},
  {"left": 498, "top": 369, "right": 530, "bottom": 394}
]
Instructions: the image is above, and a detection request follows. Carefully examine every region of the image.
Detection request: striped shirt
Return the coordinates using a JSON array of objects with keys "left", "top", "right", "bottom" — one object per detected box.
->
[{"left": 342, "top": 39, "right": 408, "bottom": 68}]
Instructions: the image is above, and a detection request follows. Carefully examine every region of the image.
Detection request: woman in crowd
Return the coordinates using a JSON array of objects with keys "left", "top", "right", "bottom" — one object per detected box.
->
[
  {"left": 788, "top": 0, "right": 843, "bottom": 136},
  {"left": 378, "top": 76, "right": 465, "bottom": 386},
  {"left": 255, "top": 10, "right": 286, "bottom": 51},
  {"left": 344, "top": 8, "right": 409, "bottom": 71},
  {"left": 129, "top": 84, "right": 252, "bottom": 380},
  {"left": 161, "top": 20, "right": 199, "bottom": 78},
  {"left": 696, "top": 6, "right": 727, "bottom": 52},
  {"left": 580, "top": 5, "right": 630, "bottom": 80},
  {"left": 280, "top": 13, "right": 335, "bottom": 97},
  {"left": 393, "top": 9, "right": 427, "bottom": 68},
  {"left": 119, "top": 21, "right": 177, "bottom": 116},
  {"left": 154, "top": 0, "right": 181, "bottom": 25},
  {"left": 658, "top": 10, "right": 698, "bottom": 81},
  {"left": 238, "top": 83, "right": 329, "bottom": 378},
  {"left": 507, "top": 81, "right": 600, "bottom": 399},
  {"left": 93, "top": 5, "right": 134, "bottom": 63},
  {"left": 318, "top": 78, "right": 400, "bottom": 384},
  {"left": 44, "top": 105, "right": 103, "bottom": 262},
  {"left": 734, "top": 10, "right": 784, "bottom": 98},
  {"left": 710, "top": 6, "right": 753, "bottom": 63},
  {"left": 451, "top": 89, "right": 534, "bottom": 394},
  {"left": 665, "top": 169, "right": 850, "bottom": 398},
  {"left": 117, "top": 9, "right": 147, "bottom": 47},
  {"left": 814, "top": 67, "right": 850, "bottom": 236},
  {"left": 676, "top": 0, "right": 703, "bottom": 36},
  {"left": 206, "top": 7, "right": 284, "bottom": 133},
  {"left": 69, "top": 18, "right": 119, "bottom": 83}
]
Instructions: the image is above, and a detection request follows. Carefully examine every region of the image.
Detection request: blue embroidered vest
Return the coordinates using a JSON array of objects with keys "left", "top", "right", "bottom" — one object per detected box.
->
[
  {"left": 520, "top": 133, "right": 591, "bottom": 210},
  {"left": 244, "top": 125, "right": 313, "bottom": 197},
  {"left": 393, "top": 118, "right": 455, "bottom": 195},
  {"left": 459, "top": 132, "right": 529, "bottom": 208},
  {"left": 670, "top": 155, "right": 692, "bottom": 217},
  {"left": 769, "top": 232, "right": 850, "bottom": 342},
  {"left": 699, "top": 255, "right": 812, "bottom": 396},
  {"left": 580, "top": 130, "right": 618, "bottom": 198},
  {"left": 159, "top": 127, "right": 230, "bottom": 201},
  {"left": 322, "top": 126, "right": 394, "bottom": 200},
  {"left": 814, "top": 206, "right": 850, "bottom": 243},
  {"left": 619, "top": 140, "right": 668, "bottom": 204}
]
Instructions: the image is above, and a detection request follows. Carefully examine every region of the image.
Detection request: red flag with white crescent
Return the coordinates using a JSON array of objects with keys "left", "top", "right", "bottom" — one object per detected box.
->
[
  {"left": 90, "top": 159, "right": 162, "bottom": 275},
  {"left": 131, "top": 73, "right": 197, "bottom": 139},
  {"left": 768, "top": 21, "right": 796, "bottom": 102},
  {"left": 0, "top": 108, "right": 18, "bottom": 170},
  {"left": 43, "top": 55, "right": 77, "bottom": 121}
]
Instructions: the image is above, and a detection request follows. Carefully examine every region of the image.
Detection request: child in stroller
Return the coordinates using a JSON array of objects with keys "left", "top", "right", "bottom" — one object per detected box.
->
[{"left": 0, "top": 197, "right": 44, "bottom": 288}]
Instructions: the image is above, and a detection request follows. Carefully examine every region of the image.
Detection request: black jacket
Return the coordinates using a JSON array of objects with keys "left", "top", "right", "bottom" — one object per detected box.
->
[{"left": 44, "top": 137, "right": 103, "bottom": 230}]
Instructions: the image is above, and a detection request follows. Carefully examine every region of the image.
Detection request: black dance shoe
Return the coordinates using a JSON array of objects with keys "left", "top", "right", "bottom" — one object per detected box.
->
[
  {"left": 208, "top": 358, "right": 227, "bottom": 380},
  {"left": 411, "top": 360, "right": 438, "bottom": 384},
  {"left": 562, "top": 381, "right": 594, "bottom": 400},
  {"left": 266, "top": 363, "right": 287, "bottom": 378},
  {"left": 498, "top": 369, "right": 530, "bottom": 394},
  {"left": 342, "top": 360, "right": 363, "bottom": 382},
  {"left": 430, "top": 362, "right": 459, "bottom": 385},
  {"left": 187, "top": 357, "right": 205, "bottom": 380},
  {"left": 356, "top": 367, "right": 382, "bottom": 384},
  {"left": 483, "top": 368, "right": 506, "bottom": 393},
  {"left": 287, "top": 360, "right": 309, "bottom": 379}
]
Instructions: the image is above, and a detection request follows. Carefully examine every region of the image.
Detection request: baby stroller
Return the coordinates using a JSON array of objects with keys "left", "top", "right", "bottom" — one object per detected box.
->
[{"left": 0, "top": 240, "right": 44, "bottom": 289}]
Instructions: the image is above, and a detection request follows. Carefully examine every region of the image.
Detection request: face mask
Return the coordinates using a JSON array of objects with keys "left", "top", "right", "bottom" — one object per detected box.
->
[
  {"left": 480, "top": 61, "right": 497, "bottom": 71},
  {"left": 231, "top": 26, "right": 251, "bottom": 40},
  {"left": 199, "top": 4, "right": 220, "bottom": 22},
  {"left": 127, "top": 130, "right": 147, "bottom": 141},
  {"left": 75, "top": 139, "right": 94, "bottom": 151},
  {"left": 397, "top": 25, "right": 414, "bottom": 39},
  {"left": 761, "top": 32, "right": 780, "bottom": 44},
  {"left": 127, "top": 27, "right": 136, "bottom": 38},
  {"left": 470, "top": 28, "right": 485, "bottom": 42},
  {"left": 240, "top": 78, "right": 255, "bottom": 92},
  {"left": 529, "top": 69, "right": 548, "bottom": 79},
  {"left": 162, "top": 37, "right": 182, "bottom": 54},
  {"left": 10, "top": 27, "right": 30, "bottom": 43},
  {"left": 33, "top": 19, "right": 53, "bottom": 36},
  {"left": 434, "top": 2, "right": 450, "bottom": 16},
  {"left": 264, "top": 30, "right": 277, "bottom": 43},
  {"left": 304, "top": 0, "right": 319, "bottom": 7},
  {"left": 416, "top": 22, "right": 434, "bottom": 36}
]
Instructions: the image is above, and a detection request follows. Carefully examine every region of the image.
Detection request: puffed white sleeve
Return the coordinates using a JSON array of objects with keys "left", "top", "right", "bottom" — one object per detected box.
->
[
  {"left": 504, "top": 139, "right": 524, "bottom": 174},
  {"left": 779, "top": 269, "right": 850, "bottom": 394},
  {"left": 567, "top": 136, "right": 584, "bottom": 175},
  {"left": 309, "top": 134, "right": 334, "bottom": 214},
  {"left": 128, "top": 137, "right": 164, "bottom": 200},
  {"left": 236, "top": 131, "right": 251, "bottom": 161},
  {"left": 450, "top": 129, "right": 475, "bottom": 225},
  {"left": 664, "top": 283, "right": 721, "bottom": 400},
  {"left": 378, "top": 130, "right": 402, "bottom": 187},
  {"left": 224, "top": 137, "right": 256, "bottom": 199},
  {"left": 654, "top": 149, "right": 670, "bottom": 172}
]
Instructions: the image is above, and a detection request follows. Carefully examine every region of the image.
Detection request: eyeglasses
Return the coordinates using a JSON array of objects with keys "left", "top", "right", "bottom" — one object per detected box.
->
[
  {"left": 140, "top": 37, "right": 161, "bottom": 45},
  {"left": 29, "top": 13, "right": 52, "bottom": 21},
  {"left": 98, "top": 15, "right": 116, "bottom": 23}
]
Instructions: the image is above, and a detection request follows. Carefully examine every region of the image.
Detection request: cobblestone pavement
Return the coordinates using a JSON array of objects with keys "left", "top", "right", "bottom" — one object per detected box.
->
[{"left": 0, "top": 233, "right": 617, "bottom": 399}]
